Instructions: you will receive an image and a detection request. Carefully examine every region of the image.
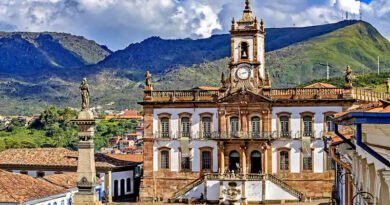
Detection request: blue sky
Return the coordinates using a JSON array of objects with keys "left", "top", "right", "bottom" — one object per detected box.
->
[{"left": 0, "top": 0, "right": 388, "bottom": 50}]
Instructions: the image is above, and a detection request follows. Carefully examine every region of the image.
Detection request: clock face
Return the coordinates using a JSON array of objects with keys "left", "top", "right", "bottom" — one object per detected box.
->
[{"left": 236, "top": 66, "right": 251, "bottom": 80}]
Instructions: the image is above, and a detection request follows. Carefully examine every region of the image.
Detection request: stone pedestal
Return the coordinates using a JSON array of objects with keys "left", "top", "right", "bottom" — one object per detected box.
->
[{"left": 72, "top": 110, "right": 101, "bottom": 205}]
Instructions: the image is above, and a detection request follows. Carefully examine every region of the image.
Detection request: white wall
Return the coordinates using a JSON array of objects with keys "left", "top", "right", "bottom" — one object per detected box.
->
[
  {"left": 265, "top": 181, "right": 297, "bottom": 201},
  {"left": 112, "top": 170, "right": 134, "bottom": 196},
  {"left": 153, "top": 140, "right": 218, "bottom": 172},
  {"left": 153, "top": 108, "right": 218, "bottom": 138},
  {"left": 182, "top": 182, "right": 205, "bottom": 200},
  {"left": 26, "top": 192, "right": 72, "bottom": 205},
  {"left": 246, "top": 181, "right": 262, "bottom": 201},
  {"left": 272, "top": 106, "right": 343, "bottom": 138},
  {"left": 206, "top": 181, "right": 220, "bottom": 201}
]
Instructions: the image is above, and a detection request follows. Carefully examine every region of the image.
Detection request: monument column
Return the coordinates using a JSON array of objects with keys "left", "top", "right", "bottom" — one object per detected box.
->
[{"left": 72, "top": 78, "right": 101, "bottom": 205}]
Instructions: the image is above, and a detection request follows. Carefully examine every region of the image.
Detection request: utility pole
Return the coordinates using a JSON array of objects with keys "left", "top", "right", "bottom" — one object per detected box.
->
[
  {"left": 327, "top": 62, "right": 330, "bottom": 80},
  {"left": 378, "top": 56, "right": 380, "bottom": 75}
]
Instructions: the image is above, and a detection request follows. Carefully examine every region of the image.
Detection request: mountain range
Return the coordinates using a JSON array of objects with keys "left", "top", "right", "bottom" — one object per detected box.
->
[{"left": 0, "top": 20, "right": 389, "bottom": 115}]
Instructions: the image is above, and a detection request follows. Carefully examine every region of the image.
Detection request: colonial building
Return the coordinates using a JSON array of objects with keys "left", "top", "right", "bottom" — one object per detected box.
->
[
  {"left": 0, "top": 148, "right": 142, "bottom": 202},
  {"left": 139, "top": 1, "right": 390, "bottom": 203},
  {"left": 331, "top": 100, "right": 390, "bottom": 205}
]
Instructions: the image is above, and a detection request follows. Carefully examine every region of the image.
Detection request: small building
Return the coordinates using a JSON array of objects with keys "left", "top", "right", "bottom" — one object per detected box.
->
[
  {"left": 0, "top": 148, "right": 142, "bottom": 202},
  {"left": 330, "top": 100, "right": 390, "bottom": 204},
  {"left": 105, "top": 110, "right": 142, "bottom": 120},
  {"left": 0, "top": 169, "right": 73, "bottom": 205}
]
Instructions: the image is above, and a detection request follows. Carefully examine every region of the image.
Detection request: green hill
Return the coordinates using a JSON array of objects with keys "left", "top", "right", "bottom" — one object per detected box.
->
[{"left": 158, "top": 21, "right": 390, "bottom": 89}]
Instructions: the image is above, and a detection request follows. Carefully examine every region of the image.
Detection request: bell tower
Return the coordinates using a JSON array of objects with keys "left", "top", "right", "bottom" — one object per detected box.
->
[{"left": 224, "top": 0, "right": 268, "bottom": 93}]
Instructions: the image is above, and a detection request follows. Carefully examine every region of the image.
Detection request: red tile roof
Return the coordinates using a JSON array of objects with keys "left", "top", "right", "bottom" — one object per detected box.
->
[
  {"left": 106, "top": 154, "right": 143, "bottom": 163},
  {"left": 304, "top": 82, "right": 336, "bottom": 88},
  {"left": 43, "top": 173, "right": 78, "bottom": 189},
  {"left": 0, "top": 148, "right": 139, "bottom": 170},
  {"left": 335, "top": 100, "right": 390, "bottom": 118},
  {"left": 0, "top": 170, "right": 68, "bottom": 203}
]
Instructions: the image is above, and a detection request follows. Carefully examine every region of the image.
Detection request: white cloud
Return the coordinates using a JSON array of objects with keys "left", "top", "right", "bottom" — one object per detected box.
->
[{"left": 0, "top": 0, "right": 388, "bottom": 50}]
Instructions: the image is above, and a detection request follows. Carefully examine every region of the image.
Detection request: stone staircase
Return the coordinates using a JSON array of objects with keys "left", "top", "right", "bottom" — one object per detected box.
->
[
  {"left": 265, "top": 174, "right": 304, "bottom": 201},
  {"left": 169, "top": 176, "right": 205, "bottom": 203}
]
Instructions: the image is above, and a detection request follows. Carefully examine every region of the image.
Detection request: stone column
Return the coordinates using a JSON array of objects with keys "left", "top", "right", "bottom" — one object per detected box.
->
[
  {"left": 241, "top": 144, "right": 247, "bottom": 175},
  {"left": 72, "top": 110, "right": 100, "bottom": 205},
  {"left": 105, "top": 171, "right": 113, "bottom": 203},
  {"left": 219, "top": 142, "right": 225, "bottom": 174}
]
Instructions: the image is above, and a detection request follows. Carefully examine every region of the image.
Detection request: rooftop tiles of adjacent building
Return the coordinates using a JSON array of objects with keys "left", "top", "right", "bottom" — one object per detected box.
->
[
  {"left": 106, "top": 154, "right": 143, "bottom": 163},
  {"left": 0, "top": 148, "right": 140, "bottom": 171},
  {"left": 0, "top": 169, "right": 68, "bottom": 203}
]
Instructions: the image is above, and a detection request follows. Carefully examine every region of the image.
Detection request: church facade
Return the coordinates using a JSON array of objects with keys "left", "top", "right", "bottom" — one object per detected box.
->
[{"left": 139, "top": 1, "right": 390, "bottom": 204}]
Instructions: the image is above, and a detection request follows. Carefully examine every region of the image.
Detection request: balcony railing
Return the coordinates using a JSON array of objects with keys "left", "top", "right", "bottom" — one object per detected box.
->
[{"left": 154, "top": 130, "right": 326, "bottom": 140}]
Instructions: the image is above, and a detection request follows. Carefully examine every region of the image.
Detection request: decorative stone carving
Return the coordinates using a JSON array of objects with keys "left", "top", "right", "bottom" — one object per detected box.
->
[
  {"left": 145, "top": 71, "right": 153, "bottom": 91},
  {"left": 223, "top": 182, "right": 241, "bottom": 203}
]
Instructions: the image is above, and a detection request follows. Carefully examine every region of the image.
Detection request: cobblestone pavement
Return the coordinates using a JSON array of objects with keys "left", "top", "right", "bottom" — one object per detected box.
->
[{"left": 110, "top": 199, "right": 331, "bottom": 205}]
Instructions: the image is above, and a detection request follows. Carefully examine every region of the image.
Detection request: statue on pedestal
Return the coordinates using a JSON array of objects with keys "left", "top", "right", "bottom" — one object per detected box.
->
[
  {"left": 344, "top": 66, "right": 353, "bottom": 89},
  {"left": 80, "top": 78, "right": 90, "bottom": 110}
]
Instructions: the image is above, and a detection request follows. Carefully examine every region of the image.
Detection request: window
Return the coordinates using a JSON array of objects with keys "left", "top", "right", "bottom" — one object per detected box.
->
[
  {"left": 302, "top": 150, "right": 313, "bottom": 171},
  {"left": 279, "top": 150, "right": 289, "bottom": 171},
  {"left": 126, "top": 178, "right": 131, "bottom": 192},
  {"left": 251, "top": 116, "right": 260, "bottom": 137},
  {"left": 160, "top": 117, "right": 169, "bottom": 138},
  {"left": 54, "top": 202, "right": 57, "bottom": 205},
  {"left": 303, "top": 116, "right": 313, "bottom": 137},
  {"left": 202, "top": 117, "right": 212, "bottom": 138},
  {"left": 240, "top": 42, "right": 249, "bottom": 59},
  {"left": 326, "top": 153, "right": 334, "bottom": 170},
  {"left": 326, "top": 116, "right": 334, "bottom": 132},
  {"left": 230, "top": 117, "right": 239, "bottom": 137},
  {"left": 61, "top": 200, "right": 64, "bottom": 205},
  {"left": 20, "top": 171, "right": 28, "bottom": 175},
  {"left": 201, "top": 151, "right": 212, "bottom": 170},
  {"left": 160, "top": 150, "right": 170, "bottom": 169},
  {"left": 181, "top": 117, "right": 190, "bottom": 138},
  {"left": 181, "top": 156, "right": 191, "bottom": 170},
  {"left": 280, "top": 116, "right": 290, "bottom": 137},
  {"left": 37, "top": 171, "right": 45, "bottom": 178}
]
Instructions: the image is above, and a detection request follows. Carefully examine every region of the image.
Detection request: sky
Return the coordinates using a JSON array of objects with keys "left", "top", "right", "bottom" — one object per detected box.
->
[{"left": 0, "top": 0, "right": 388, "bottom": 51}]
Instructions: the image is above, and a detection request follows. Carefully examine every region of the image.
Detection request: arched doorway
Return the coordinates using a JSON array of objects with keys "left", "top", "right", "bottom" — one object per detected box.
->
[
  {"left": 114, "top": 180, "right": 118, "bottom": 197},
  {"left": 250, "top": 151, "right": 262, "bottom": 173},
  {"left": 120, "top": 179, "right": 125, "bottom": 196},
  {"left": 229, "top": 151, "right": 240, "bottom": 172}
]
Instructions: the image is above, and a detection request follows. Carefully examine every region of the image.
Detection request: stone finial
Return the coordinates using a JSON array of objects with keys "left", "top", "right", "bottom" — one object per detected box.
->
[
  {"left": 245, "top": 0, "right": 251, "bottom": 10},
  {"left": 260, "top": 19, "right": 265, "bottom": 33},
  {"left": 79, "top": 78, "right": 90, "bottom": 110},
  {"left": 145, "top": 71, "right": 153, "bottom": 91},
  {"left": 221, "top": 72, "right": 226, "bottom": 88},
  {"left": 344, "top": 65, "right": 353, "bottom": 89},
  {"left": 231, "top": 18, "right": 235, "bottom": 31},
  {"left": 265, "top": 72, "right": 271, "bottom": 87}
]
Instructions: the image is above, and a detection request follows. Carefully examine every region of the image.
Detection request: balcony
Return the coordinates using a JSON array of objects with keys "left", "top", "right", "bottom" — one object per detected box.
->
[{"left": 154, "top": 130, "right": 325, "bottom": 140}]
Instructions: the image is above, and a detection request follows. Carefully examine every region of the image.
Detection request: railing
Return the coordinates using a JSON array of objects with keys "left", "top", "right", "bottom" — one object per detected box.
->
[
  {"left": 271, "top": 88, "right": 345, "bottom": 99},
  {"left": 154, "top": 131, "right": 324, "bottom": 140},
  {"left": 265, "top": 174, "right": 304, "bottom": 200},
  {"left": 205, "top": 173, "right": 264, "bottom": 181},
  {"left": 150, "top": 90, "right": 219, "bottom": 102},
  {"left": 352, "top": 87, "right": 390, "bottom": 102},
  {"left": 170, "top": 175, "right": 205, "bottom": 202}
]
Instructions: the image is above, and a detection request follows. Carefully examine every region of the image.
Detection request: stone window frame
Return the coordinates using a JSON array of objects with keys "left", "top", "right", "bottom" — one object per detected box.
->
[
  {"left": 179, "top": 147, "right": 192, "bottom": 172},
  {"left": 199, "top": 112, "right": 214, "bottom": 139},
  {"left": 323, "top": 111, "right": 336, "bottom": 133},
  {"left": 277, "top": 148, "right": 291, "bottom": 173},
  {"left": 276, "top": 112, "right": 292, "bottom": 138},
  {"left": 158, "top": 113, "right": 172, "bottom": 138},
  {"left": 158, "top": 147, "right": 171, "bottom": 170},
  {"left": 228, "top": 115, "right": 240, "bottom": 137},
  {"left": 300, "top": 112, "right": 315, "bottom": 137},
  {"left": 199, "top": 146, "right": 214, "bottom": 172},
  {"left": 324, "top": 151, "right": 335, "bottom": 171},
  {"left": 248, "top": 113, "right": 262, "bottom": 136},
  {"left": 300, "top": 148, "right": 314, "bottom": 172},
  {"left": 178, "top": 112, "right": 192, "bottom": 138}
]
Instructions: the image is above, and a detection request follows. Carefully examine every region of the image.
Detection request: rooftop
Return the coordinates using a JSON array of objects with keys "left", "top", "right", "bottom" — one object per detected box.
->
[
  {"left": 0, "top": 170, "right": 68, "bottom": 203},
  {"left": 43, "top": 173, "right": 78, "bottom": 189},
  {"left": 0, "top": 148, "right": 140, "bottom": 171},
  {"left": 107, "top": 154, "right": 143, "bottom": 163}
]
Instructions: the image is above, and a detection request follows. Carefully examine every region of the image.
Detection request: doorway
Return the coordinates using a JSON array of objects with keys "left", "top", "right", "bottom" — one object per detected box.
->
[
  {"left": 120, "top": 179, "right": 125, "bottom": 196},
  {"left": 229, "top": 151, "right": 240, "bottom": 172},
  {"left": 250, "top": 151, "right": 262, "bottom": 173}
]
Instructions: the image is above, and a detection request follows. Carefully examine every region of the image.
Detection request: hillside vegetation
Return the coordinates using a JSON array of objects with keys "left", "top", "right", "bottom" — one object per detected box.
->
[{"left": 0, "top": 20, "right": 390, "bottom": 115}]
